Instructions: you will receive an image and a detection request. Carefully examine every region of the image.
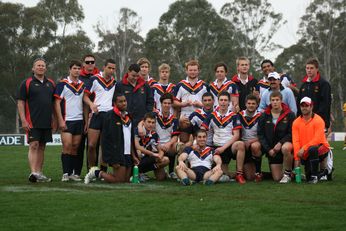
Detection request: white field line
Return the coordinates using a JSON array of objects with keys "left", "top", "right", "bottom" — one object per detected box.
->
[{"left": 1, "top": 183, "right": 165, "bottom": 193}]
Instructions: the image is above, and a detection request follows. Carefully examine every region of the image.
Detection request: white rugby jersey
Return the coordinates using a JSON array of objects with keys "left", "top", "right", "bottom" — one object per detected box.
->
[
  {"left": 209, "top": 78, "right": 239, "bottom": 111},
  {"left": 189, "top": 108, "right": 213, "bottom": 146},
  {"left": 85, "top": 74, "right": 116, "bottom": 112},
  {"left": 202, "top": 109, "right": 241, "bottom": 147},
  {"left": 174, "top": 78, "right": 208, "bottom": 117},
  {"left": 54, "top": 76, "right": 85, "bottom": 121},
  {"left": 151, "top": 82, "right": 175, "bottom": 111},
  {"left": 184, "top": 146, "right": 215, "bottom": 169},
  {"left": 238, "top": 110, "right": 262, "bottom": 141},
  {"left": 154, "top": 110, "right": 179, "bottom": 144},
  {"left": 257, "top": 77, "right": 270, "bottom": 98}
]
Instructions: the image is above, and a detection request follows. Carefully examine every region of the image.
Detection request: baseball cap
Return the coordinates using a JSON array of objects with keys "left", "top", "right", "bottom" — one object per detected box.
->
[
  {"left": 268, "top": 72, "right": 280, "bottom": 80},
  {"left": 300, "top": 97, "right": 312, "bottom": 105}
]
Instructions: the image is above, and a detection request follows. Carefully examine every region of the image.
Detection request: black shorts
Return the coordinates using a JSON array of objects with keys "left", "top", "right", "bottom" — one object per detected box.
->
[
  {"left": 138, "top": 156, "right": 157, "bottom": 173},
  {"left": 191, "top": 166, "right": 210, "bottom": 182},
  {"left": 27, "top": 128, "right": 52, "bottom": 143},
  {"left": 213, "top": 145, "right": 234, "bottom": 164},
  {"left": 266, "top": 151, "right": 283, "bottom": 165},
  {"left": 89, "top": 112, "right": 106, "bottom": 130},
  {"left": 121, "top": 155, "right": 133, "bottom": 168},
  {"left": 62, "top": 120, "right": 83, "bottom": 135}
]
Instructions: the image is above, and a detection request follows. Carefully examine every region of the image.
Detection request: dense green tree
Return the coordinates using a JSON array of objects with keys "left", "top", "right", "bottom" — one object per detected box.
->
[
  {"left": 276, "top": 0, "right": 346, "bottom": 130},
  {"left": 221, "top": 0, "right": 286, "bottom": 66},
  {"left": 144, "top": 0, "right": 245, "bottom": 82},
  {"left": 95, "top": 7, "right": 144, "bottom": 80},
  {"left": 0, "top": 1, "right": 92, "bottom": 133}
]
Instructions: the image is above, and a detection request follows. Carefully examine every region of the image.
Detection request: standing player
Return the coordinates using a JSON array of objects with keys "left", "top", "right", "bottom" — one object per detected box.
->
[
  {"left": 292, "top": 97, "right": 331, "bottom": 183},
  {"left": 115, "top": 63, "right": 154, "bottom": 127},
  {"left": 233, "top": 94, "right": 263, "bottom": 183},
  {"left": 54, "top": 60, "right": 85, "bottom": 182},
  {"left": 202, "top": 92, "right": 242, "bottom": 179},
  {"left": 84, "top": 93, "right": 138, "bottom": 184},
  {"left": 174, "top": 60, "right": 208, "bottom": 142},
  {"left": 151, "top": 63, "right": 176, "bottom": 112},
  {"left": 135, "top": 113, "right": 169, "bottom": 181},
  {"left": 258, "top": 72, "right": 297, "bottom": 114},
  {"left": 258, "top": 92, "right": 295, "bottom": 183},
  {"left": 83, "top": 59, "right": 116, "bottom": 168},
  {"left": 297, "top": 58, "right": 332, "bottom": 131},
  {"left": 209, "top": 62, "right": 238, "bottom": 111},
  {"left": 17, "top": 58, "right": 56, "bottom": 182},
  {"left": 137, "top": 57, "right": 157, "bottom": 86},
  {"left": 176, "top": 130, "right": 223, "bottom": 185},
  {"left": 231, "top": 57, "right": 258, "bottom": 110},
  {"left": 76, "top": 54, "right": 100, "bottom": 176}
]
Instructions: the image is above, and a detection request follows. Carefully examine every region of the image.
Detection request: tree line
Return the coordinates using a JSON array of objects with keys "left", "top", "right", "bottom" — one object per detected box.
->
[{"left": 0, "top": 0, "right": 345, "bottom": 133}]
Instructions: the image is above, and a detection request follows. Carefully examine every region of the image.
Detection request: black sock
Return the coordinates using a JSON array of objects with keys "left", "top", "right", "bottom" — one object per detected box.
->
[
  {"left": 168, "top": 155, "right": 175, "bottom": 173},
  {"left": 309, "top": 159, "right": 319, "bottom": 177},
  {"left": 61, "top": 153, "right": 71, "bottom": 174},
  {"left": 100, "top": 165, "right": 107, "bottom": 172},
  {"left": 95, "top": 170, "right": 100, "bottom": 178},
  {"left": 67, "top": 154, "right": 74, "bottom": 175},
  {"left": 284, "top": 169, "right": 292, "bottom": 176},
  {"left": 253, "top": 156, "right": 262, "bottom": 173}
]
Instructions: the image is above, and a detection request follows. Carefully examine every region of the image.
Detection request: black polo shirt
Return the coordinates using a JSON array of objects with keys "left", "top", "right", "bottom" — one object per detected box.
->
[{"left": 17, "top": 76, "right": 55, "bottom": 128}]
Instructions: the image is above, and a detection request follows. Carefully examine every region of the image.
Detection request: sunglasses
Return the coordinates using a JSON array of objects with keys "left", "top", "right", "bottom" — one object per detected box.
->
[{"left": 85, "top": 61, "right": 95, "bottom": 64}]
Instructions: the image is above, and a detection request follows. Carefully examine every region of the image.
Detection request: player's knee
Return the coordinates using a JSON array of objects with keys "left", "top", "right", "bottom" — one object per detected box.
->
[{"left": 281, "top": 143, "right": 292, "bottom": 154}]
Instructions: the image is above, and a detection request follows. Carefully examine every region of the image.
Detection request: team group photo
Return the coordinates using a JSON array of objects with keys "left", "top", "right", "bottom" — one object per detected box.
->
[{"left": 1, "top": 0, "right": 346, "bottom": 230}]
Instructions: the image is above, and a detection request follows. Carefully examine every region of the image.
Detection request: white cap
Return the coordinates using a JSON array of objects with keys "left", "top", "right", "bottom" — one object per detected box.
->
[
  {"left": 300, "top": 96, "right": 312, "bottom": 105},
  {"left": 268, "top": 72, "right": 281, "bottom": 80}
]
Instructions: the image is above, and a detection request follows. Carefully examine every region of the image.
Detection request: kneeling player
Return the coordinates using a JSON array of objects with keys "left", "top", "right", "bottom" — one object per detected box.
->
[
  {"left": 176, "top": 130, "right": 223, "bottom": 185},
  {"left": 84, "top": 94, "right": 139, "bottom": 184},
  {"left": 135, "top": 113, "right": 169, "bottom": 181}
]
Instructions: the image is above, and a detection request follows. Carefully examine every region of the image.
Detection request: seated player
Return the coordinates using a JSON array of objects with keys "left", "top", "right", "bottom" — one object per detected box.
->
[
  {"left": 258, "top": 91, "right": 295, "bottom": 183},
  {"left": 292, "top": 97, "right": 331, "bottom": 183},
  {"left": 202, "top": 91, "right": 242, "bottom": 179},
  {"left": 176, "top": 129, "right": 223, "bottom": 185},
  {"left": 84, "top": 93, "right": 139, "bottom": 184},
  {"left": 135, "top": 112, "right": 169, "bottom": 181},
  {"left": 232, "top": 94, "right": 263, "bottom": 183}
]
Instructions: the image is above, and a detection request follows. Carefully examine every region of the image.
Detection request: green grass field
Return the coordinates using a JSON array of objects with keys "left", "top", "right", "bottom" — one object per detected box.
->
[{"left": 1, "top": 142, "right": 346, "bottom": 231}]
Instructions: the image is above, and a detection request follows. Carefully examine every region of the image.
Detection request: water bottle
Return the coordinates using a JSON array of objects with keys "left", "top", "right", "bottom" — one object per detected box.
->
[
  {"left": 132, "top": 165, "right": 139, "bottom": 184},
  {"left": 294, "top": 167, "right": 302, "bottom": 183}
]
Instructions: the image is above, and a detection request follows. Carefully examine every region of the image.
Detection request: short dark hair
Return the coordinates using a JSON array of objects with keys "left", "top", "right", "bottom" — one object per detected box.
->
[
  {"left": 306, "top": 58, "right": 319, "bottom": 68},
  {"left": 143, "top": 112, "right": 156, "bottom": 121},
  {"left": 218, "top": 91, "right": 230, "bottom": 100},
  {"left": 194, "top": 129, "right": 207, "bottom": 137},
  {"left": 128, "top": 63, "right": 141, "bottom": 72},
  {"left": 160, "top": 93, "right": 174, "bottom": 103},
  {"left": 82, "top": 54, "right": 95, "bottom": 61},
  {"left": 214, "top": 62, "right": 228, "bottom": 73},
  {"left": 104, "top": 59, "right": 116, "bottom": 67},
  {"left": 202, "top": 92, "right": 214, "bottom": 100},
  {"left": 69, "top": 60, "right": 82, "bottom": 69},
  {"left": 113, "top": 93, "right": 126, "bottom": 103},
  {"left": 261, "top": 59, "right": 274, "bottom": 68},
  {"left": 245, "top": 94, "right": 259, "bottom": 104},
  {"left": 270, "top": 91, "right": 283, "bottom": 100}
]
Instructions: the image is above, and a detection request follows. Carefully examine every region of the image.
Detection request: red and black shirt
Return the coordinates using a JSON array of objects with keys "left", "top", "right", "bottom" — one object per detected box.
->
[{"left": 17, "top": 76, "right": 55, "bottom": 128}]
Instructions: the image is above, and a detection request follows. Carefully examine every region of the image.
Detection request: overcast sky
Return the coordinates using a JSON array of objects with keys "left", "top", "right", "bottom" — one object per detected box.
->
[{"left": 6, "top": 0, "right": 310, "bottom": 60}]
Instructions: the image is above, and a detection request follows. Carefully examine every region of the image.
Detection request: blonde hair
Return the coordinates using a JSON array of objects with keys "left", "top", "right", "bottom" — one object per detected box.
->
[
  {"left": 158, "top": 63, "right": 171, "bottom": 72},
  {"left": 137, "top": 57, "right": 151, "bottom": 68},
  {"left": 236, "top": 57, "right": 250, "bottom": 66}
]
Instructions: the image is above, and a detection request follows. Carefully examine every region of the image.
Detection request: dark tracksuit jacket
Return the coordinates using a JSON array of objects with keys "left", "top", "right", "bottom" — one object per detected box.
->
[
  {"left": 297, "top": 72, "right": 331, "bottom": 129},
  {"left": 115, "top": 74, "right": 154, "bottom": 127}
]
